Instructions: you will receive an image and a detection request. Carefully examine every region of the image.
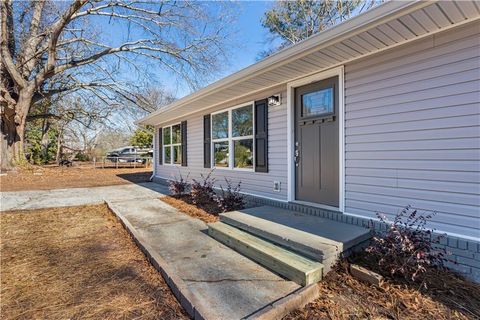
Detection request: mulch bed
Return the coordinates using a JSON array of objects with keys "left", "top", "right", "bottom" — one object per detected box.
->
[
  {"left": 0, "top": 164, "right": 152, "bottom": 191},
  {"left": 161, "top": 193, "right": 480, "bottom": 319},
  {"left": 284, "top": 258, "right": 480, "bottom": 320},
  {"left": 160, "top": 194, "right": 220, "bottom": 223},
  {"left": 0, "top": 204, "right": 188, "bottom": 320}
]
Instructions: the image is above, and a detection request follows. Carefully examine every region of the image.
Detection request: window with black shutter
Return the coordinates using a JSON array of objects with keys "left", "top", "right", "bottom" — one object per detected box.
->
[
  {"left": 181, "top": 121, "right": 187, "bottom": 166},
  {"left": 254, "top": 99, "right": 268, "bottom": 172},
  {"left": 203, "top": 115, "right": 211, "bottom": 168},
  {"left": 158, "top": 127, "right": 162, "bottom": 165}
]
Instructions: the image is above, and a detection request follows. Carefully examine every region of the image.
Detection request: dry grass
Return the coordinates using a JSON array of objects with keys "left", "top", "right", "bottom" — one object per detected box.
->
[
  {"left": 0, "top": 204, "right": 188, "bottom": 320},
  {"left": 0, "top": 164, "right": 152, "bottom": 191},
  {"left": 284, "top": 261, "right": 480, "bottom": 320},
  {"left": 161, "top": 195, "right": 219, "bottom": 223}
]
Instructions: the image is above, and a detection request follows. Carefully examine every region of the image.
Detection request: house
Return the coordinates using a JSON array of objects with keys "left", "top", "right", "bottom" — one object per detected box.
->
[{"left": 138, "top": 1, "right": 480, "bottom": 282}]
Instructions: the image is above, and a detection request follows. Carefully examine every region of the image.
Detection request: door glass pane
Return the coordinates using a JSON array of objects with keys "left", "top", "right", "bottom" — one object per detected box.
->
[
  {"left": 164, "top": 146, "right": 171, "bottom": 163},
  {"left": 232, "top": 105, "right": 253, "bottom": 137},
  {"left": 163, "top": 127, "right": 171, "bottom": 145},
  {"left": 173, "top": 145, "right": 182, "bottom": 164},
  {"left": 302, "top": 87, "right": 333, "bottom": 117},
  {"left": 214, "top": 141, "right": 229, "bottom": 167},
  {"left": 212, "top": 112, "right": 228, "bottom": 139},
  {"left": 234, "top": 139, "right": 253, "bottom": 169}
]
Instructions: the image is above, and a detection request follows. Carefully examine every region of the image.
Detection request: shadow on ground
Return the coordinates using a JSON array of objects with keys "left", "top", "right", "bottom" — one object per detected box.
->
[{"left": 116, "top": 171, "right": 152, "bottom": 184}]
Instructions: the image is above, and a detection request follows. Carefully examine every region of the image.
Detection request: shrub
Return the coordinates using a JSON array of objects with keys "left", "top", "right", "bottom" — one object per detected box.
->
[
  {"left": 169, "top": 172, "right": 190, "bottom": 196},
  {"left": 190, "top": 170, "right": 216, "bottom": 206},
  {"left": 74, "top": 152, "right": 89, "bottom": 162},
  {"left": 216, "top": 178, "right": 245, "bottom": 212},
  {"left": 366, "top": 205, "right": 446, "bottom": 282}
]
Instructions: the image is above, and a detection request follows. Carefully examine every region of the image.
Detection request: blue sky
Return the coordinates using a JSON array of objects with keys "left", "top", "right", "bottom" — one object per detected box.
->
[
  {"left": 96, "top": 1, "right": 275, "bottom": 99},
  {"left": 162, "top": 1, "right": 274, "bottom": 98},
  {"left": 224, "top": 1, "right": 273, "bottom": 73}
]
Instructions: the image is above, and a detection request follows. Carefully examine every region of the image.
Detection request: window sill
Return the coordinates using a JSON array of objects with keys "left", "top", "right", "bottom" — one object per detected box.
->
[{"left": 212, "top": 166, "right": 254, "bottom": 172}]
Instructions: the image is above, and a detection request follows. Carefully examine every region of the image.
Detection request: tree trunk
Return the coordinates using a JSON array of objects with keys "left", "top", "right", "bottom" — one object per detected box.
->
[
  {"left": 1, "top": 108, "right": 23, "bottom": 170},
  {"left": 0, "top": 91, "right": 32, "bottom": 170},
  {"left": 41, "top": 120, "right": 50, "bottom": 162},
  {"left": 55, "top": 126, "right": 63, "bottom": 164}
]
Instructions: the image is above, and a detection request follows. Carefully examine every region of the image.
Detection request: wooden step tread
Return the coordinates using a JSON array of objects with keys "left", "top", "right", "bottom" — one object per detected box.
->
[
  {"left": 208, "top": 222, "right": 323, "bottom": 286},
  {"left": 220, "top": 206, "right": 371, "bottom": 265}
]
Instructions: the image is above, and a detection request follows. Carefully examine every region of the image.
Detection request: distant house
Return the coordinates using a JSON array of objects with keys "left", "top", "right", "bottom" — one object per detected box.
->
[{"left": 139, "top": 1, "right": 480, "bottom": 279}]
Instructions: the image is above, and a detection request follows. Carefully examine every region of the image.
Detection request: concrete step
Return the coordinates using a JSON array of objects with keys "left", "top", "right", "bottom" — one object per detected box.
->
[
  {"left": 208, "top": 222, "right": 323, "bottom": 286},
  {"left": 220, "top": 206, "right": 371, "bottom": 272}
]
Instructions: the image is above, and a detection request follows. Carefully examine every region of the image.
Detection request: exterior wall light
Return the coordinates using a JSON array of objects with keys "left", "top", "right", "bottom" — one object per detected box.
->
[{"left": 268, "top": 94, "right": 281, "bottom": 107}]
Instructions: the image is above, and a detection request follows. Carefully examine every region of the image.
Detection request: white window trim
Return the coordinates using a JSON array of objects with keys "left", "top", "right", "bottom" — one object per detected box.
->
[
  {"left": 211, "top": 102, "right": 255, "bottom": 171},
  {"left": 162, "top": 122, "right": 182, "bottom": 166},
  {"left": 287, "top": 66, "right": 345, "bottom": 212}
]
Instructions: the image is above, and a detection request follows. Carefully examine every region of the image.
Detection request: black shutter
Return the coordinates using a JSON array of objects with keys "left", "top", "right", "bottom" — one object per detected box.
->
[
  {"left": 254, "top": 99, "right": 268, "bottom": 172},
  {"left": 181, "top": 121, "right": 187, "bottom": 166},
  {"left": 158, "top": 127, "right": 163, "bottom": 165},
  {"left": 203, "top": 115, "right": 211, "bottom": 168}
]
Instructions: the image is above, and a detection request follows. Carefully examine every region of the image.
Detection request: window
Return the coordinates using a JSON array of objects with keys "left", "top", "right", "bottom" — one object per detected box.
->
[
  {"left": 163, "top": 124, "right": 182, "bottom": 165},
  {"left": 211, "top": 103, "right": 254, "bottom": 170},
  {"left": 302, "top": 87, "right": 334, "bottom": 117}
]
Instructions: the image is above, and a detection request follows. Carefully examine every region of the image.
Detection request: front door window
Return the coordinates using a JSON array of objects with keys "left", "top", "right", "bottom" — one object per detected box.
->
[{"left": 301, "top": 87, "right": 334, "bottom": 117}]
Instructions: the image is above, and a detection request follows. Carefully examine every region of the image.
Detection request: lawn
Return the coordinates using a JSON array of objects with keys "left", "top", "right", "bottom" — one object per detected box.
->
[
  {"left": 0, "top": 204, "right": 187, "bottom": 320},
  {"left": 0, "top": 163, "right": 152, "bottom": 191}
]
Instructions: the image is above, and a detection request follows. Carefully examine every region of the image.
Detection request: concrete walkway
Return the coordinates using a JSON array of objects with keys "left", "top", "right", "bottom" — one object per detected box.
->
[
  {"left": 1, "top": 183, "right": 302, "bottom": 319},
  {"left": 108, "top": 199, "right": 300, "bottom": 319}
]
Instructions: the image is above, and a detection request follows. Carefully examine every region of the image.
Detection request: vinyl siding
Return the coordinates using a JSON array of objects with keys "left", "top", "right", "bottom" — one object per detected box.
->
[
  {"left": 155, "top": 85, "right": 289, "bottom": 200},
  {"left": 344, "top": 22, "right": 480, "bottom": 238},
  {"left": 153, "top": 21, "right": 479, "bottom": 239}
]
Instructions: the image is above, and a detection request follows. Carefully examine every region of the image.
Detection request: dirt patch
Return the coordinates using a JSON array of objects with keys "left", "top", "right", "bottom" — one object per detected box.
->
[
  {"left": 0, "top": 204, "right": 188, "bottom": 320},
  {"left": 161, "top": 195, "right": 220, "bottom": 223},
  {"left": 284, "top": 261, "right": 480, "bottom": 320},
  {"left": 0, "top": 163, "right": 152, "bottom": 191}
]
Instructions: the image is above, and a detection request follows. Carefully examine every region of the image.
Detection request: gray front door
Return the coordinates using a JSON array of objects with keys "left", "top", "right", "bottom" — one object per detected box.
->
[{"left": 295, "top": 76, "right": 339, "bottom": 207}]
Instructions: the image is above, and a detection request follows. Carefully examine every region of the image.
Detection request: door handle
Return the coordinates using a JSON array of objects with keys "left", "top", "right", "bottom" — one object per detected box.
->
[{"left": 294, "top": 148, "right": 300, "bottom": 166}]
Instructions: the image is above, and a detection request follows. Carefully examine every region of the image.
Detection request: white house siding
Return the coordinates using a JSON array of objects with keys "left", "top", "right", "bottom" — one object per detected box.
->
[
  {"left": 344, "top": 22, "right": 480, "bottom": 239},
  {"left": 155, "top": 85, "right": 289, "bottom": 201}
]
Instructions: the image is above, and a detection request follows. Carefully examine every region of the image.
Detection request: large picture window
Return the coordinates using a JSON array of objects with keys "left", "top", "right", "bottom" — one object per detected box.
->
[
  {"left": 211, "top": 103, "right": 254, "bottom": 170},
  {"left": 163, "top": 124, "right": 182, "bottom": 165}
]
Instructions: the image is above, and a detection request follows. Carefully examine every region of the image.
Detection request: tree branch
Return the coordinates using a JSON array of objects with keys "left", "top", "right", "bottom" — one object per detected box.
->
[{"left": 0, "top": 0, "right": 27, "bottom": 88}]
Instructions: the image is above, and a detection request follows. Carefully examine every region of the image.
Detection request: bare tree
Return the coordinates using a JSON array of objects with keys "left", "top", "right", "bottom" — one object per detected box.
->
[
  {"left": 0, "top": 0, "right": 231, "bottom": 169},
  {"left": 260, "top": 0, "right": 381, "bottom": 57}
]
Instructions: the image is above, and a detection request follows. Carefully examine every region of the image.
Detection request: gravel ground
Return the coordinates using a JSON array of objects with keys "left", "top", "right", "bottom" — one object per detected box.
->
[
  {"left": 0, "top": 163, "right": 152, "bottom": 191},
  {"left": 0, "top": 204, "right": 188, "bottom": 320}
]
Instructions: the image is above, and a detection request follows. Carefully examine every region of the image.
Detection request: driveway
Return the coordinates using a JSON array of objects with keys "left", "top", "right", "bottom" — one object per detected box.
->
[{"left": 0, "top": 182, "right": 169, "bottom": 211}]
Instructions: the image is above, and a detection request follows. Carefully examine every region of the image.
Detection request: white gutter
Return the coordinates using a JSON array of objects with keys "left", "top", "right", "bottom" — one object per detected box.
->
[{"left": 137, "top": 0, "right": 432, "bottom": 125}]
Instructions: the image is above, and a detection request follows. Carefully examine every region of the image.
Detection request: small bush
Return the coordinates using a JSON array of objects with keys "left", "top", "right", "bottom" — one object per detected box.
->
[
  {"left": 74, "top": 152, "right": 89, "bottom": 162},
  {"left": 169, "top": 172, "right": 190, "bottom": 196},
  {"left": 190, "top": 170, "right": 216, "bottom": 206},
  {"left": 216, "top": 178, "right": 245, "bottom": 212},
  {"left": 366, "top": 205, "right": 446, "bottom": 283}
]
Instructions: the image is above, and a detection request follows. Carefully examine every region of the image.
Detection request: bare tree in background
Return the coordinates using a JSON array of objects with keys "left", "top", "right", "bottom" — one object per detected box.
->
[
  {"left": 260, "top": 0, "right": 381, "bottom": 57},
  {"left": 0, "top": 0, "right": 232, "bottom": 169}
]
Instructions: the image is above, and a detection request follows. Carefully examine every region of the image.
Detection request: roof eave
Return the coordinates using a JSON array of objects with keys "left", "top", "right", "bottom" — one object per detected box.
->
[{"left": 137, "top": 0, "right": 432, "bottom": 126}]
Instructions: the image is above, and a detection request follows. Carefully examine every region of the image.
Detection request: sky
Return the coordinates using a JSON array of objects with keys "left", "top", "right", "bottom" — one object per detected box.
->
[
  {"left": 223, "top": 1, "right": 274, "bottom": 73},
  {"left": 157, "top": 1, "right": 275, "bottom": 98},
  {"left": 96, "top": 1, "right": 275, "bottom": 100}
]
